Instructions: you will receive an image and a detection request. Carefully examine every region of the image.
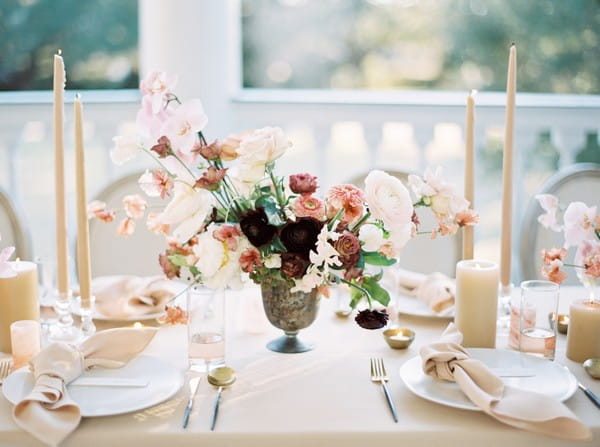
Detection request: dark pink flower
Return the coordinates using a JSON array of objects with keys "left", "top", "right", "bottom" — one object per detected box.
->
[
  {"left": 289, "top": 173, "right": 318, "bottom": 195},
  {"left": 213, "top": 224, "right": 241, "bottom": 250},
  {"left": 239, "top": 247, "right": 262, "bottom": 273}
]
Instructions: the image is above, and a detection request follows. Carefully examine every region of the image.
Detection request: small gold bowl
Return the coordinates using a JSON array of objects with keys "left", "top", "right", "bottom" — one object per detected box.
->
[
  {"left": 383, "top": 327, "right": 415, "bottom": 350},
  {"left": 549, "top": 312, "right": 569, "bottom": 334}
]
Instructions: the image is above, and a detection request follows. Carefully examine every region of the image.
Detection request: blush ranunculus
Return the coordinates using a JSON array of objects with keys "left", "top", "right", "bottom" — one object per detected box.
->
[
  {"left": 237, "top": 126, "right": 291, "bottom": 166},
  {"left": 325, "top": 184, "right": 366, "bottom": 225},
  {"left": 292, "top": 195, "right": 326, "bottom": 220}
]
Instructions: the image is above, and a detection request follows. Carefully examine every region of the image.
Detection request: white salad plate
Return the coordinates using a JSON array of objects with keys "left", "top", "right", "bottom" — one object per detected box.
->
[
  {"left": 2, "top": 355, "right": 184, "bottom": 417},
  {"left": 400, "top": 348, "right": 577, "bottom": 411},
  {"left": 395, "top": 294, "right": 454, "bottom": 320}
]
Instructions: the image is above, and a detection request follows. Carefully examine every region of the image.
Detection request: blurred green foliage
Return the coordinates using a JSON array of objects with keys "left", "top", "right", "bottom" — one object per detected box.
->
[
  {"left": 0, "top": 0, "right": 138, "bottom": 90},
  {"left": 243, "top": 0, "right": 600, "bottom": 94}
]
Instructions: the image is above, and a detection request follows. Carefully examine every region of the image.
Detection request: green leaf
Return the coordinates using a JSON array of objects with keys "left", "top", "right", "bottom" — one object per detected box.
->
[
  {"left": 363, "top": 251, "right": 397, "bottom": 266},
  {"left": 362, "top": 277, "right": 390, "bottom": 307},
  {"left": 255, "top": 196, "right": 285, "bottom": 226},
  {"left": 349, "top": 286, "right": 364, "bottom": 308},
  {"left": 271, "top": 235, "right": 287, "bottom": 252},
  {"left": 168, "top": 254, "right": 189, "bottom": 268},
  {"left": 355, "top": 252, "right": 365, "bottom": 269}
]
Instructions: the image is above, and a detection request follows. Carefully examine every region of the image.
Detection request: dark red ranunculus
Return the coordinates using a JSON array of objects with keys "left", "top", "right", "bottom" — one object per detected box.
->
[
  {"left": 279, "top": 217, "right": 323, "bottom": 257},
  {"left": 239, "top": 208, "right": 277, "bottom": 247},
  {"left": 334, "top": 231, "right": 361, "bottom": 267},
  {"left": 355, "top": 309, "right": 389, "bottom": 329},
  {"left": 280, "top": 252, "right": 309, "bottom": 279}
]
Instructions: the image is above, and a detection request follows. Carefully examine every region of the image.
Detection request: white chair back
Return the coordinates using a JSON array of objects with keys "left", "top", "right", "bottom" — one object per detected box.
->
[
  {"left": 347, "top": 169, "right": 461, "bottom": 277},
  {"left": 520, "top": 163, "right": 600, "bottom": 284},
  {"left": 88, "top": 172, "right": 168, "bottom": 277},
  {"left": 0, "top": 188, "right": 32, "bottom": 260}
]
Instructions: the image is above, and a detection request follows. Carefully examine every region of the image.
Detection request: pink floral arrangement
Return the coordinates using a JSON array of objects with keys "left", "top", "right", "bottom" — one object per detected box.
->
[
  {"left": 536, "top": 194, "right": 600, "bottom": 284},
  {"left": 92, "top": 72, "right": 477, "bottom": 329}
]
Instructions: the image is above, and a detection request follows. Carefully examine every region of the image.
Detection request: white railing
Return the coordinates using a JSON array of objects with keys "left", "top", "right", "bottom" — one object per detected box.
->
[{"left": 1, "top": 89, "right": 599, "bottom": 279}]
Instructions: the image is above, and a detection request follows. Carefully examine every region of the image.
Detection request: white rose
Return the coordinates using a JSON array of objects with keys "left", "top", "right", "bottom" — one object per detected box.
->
[
  {"left": 110, "top": 135, "right": 140, "bottom": 165},
  {"left": 161, "top": 186, "right": 214, "bottom": 243},
  {"left": 358, "top": 224, "right": 386, "bottom": 252},
  {"left": 237, "top": 126, "right": 291, "bottom": 165},
  {"left": 193, "top": 225, "right": 245, "bottom": 290},
  {"left": 365, "top": 170, "right": 414, "bottom": 229}
]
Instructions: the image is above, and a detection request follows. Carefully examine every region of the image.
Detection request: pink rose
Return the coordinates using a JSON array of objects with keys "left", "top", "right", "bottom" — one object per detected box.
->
[{"left": 289, "top": 173, "right": 318, "bottom": 195}]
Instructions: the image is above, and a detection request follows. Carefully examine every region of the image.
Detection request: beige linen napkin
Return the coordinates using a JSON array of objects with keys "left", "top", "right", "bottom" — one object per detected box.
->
[
  {"left": 90, "top": 275, "right": 177, "bottom": 319},
  {"left": 383, "top": 268, "right": 455, "bottom": 315},
  {"left": 421, "top": 324, "right": 591, "bottom": 440},
  {"left": 13, "top": 328, "right": 157, "bottom": 447}
]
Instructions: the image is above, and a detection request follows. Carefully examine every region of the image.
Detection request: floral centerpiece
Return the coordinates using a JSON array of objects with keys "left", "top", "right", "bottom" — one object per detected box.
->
[
  {"left": 536, "top": 194, "right": 600, "bottom": 290},
  {"left": 92, "top": 72, "right": 476, "bottom": 350}
]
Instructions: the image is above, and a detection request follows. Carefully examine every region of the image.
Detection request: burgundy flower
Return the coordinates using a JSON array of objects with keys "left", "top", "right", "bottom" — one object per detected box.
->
[
  {"left": 239, "top": 208, "right": 277, "bottom": 247},
  {"left": 289, "top": 173, "right": 318, "bottom": 195},
  {"left": 280, "top": 252, "right": 309, "bottom": 279},
  {"left": 279, "top": 217, "right": 323, "bottom": 257},
  {"left": 193, "top": 139, "right": 222, "bottom": 161},
  {"left": 355, "top": 309, "right": 389, "bottom": 330},
  {"left": 334, "top": 231, "right": 361, "bottom": 267},
  {"left": 194, "top": 167, "right": 227, "bottom": 191},
  {"left": 151, "top": 136, "right": 174, "bottom": 158}
]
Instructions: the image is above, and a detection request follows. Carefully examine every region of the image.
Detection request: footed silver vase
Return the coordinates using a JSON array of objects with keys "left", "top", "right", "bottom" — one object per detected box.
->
[{"left": 261, "top": 282, "right": 320, "bottom": 353}]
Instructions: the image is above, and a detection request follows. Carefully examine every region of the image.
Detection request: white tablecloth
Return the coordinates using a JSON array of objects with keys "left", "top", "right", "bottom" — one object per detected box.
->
[{"left": 0, "top": 286, "right": 598, "bottom": 447}]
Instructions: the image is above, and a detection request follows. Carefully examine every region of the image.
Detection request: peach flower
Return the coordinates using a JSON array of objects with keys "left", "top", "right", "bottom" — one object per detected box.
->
[
  {"left": 293, "top": 195, "right": 326, "bottom": 220},
  {"left": 157, "top": 305, "right": 188, "bottom": 325},
  {"left": 87, "top": 200, "right": 115, "bottom": 223},
  {"left": 123, "top": 194, "right": 147, "bottom": 219},
  {"left": 239, "top": 247, "right": 262, "bottom": 273},
  {"left": 325, "top": 184, "right": 365, "bottom": 225},
  {"left": 116, "top": 217, "right": 135, "bottom": 237}
]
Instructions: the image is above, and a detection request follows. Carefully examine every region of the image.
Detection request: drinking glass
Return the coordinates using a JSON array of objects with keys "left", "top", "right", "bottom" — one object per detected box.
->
[
  {"left": 35, "top": 257, "right": 56, "bottom": 329},
  {"left": 519, "top": 280, "right": 559, "bottom": 360},
  {"left": 187, "top": 286, "right": 225, "bottom": 372}
]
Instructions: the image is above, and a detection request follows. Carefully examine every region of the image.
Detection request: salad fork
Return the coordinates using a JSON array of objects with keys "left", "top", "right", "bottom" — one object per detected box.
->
[
  {"left": 370, "top": 358, "right": 398, "bottom": 422},
  {"left": 0, "top": 358, "right": 11, "bottom": 385}
]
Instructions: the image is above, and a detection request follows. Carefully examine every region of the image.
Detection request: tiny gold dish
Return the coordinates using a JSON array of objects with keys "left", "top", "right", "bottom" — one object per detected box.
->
[
  {"left": 549, "top": 312, "right": 569, "bottom": 334},
  {"left": 583, "top": 358, "right": 600, "bottom": 380},
  {"left": 383, "top": 328, "right": 415, "bottom": 350}
]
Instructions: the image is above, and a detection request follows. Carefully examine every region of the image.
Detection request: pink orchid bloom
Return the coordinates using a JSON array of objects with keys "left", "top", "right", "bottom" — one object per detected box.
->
[
  {"left": 563, "top": 201, "right": 597, "bottom": 248},
  {"left": 123, "top": 194, "right": 147, "bottom": 220},
  {"left": 139, "top": 71, "right": 178, "bottom": 114},
  {"left": 0, "top": 246, "right": 16, "bottom": 278},
  {"left": 136, "top": 95, "right": 173, "bottom": 140},
  {"left": 116, "top": 217, "right": 136, "bottom": 237},
  {"left": 535, "top": 194, "right": 562, "bottom": 232},
  {"left": 138, "top": 169, "right": 174, "bottom": 199},
  {"left": 160, "top": 99, "right": 208, "bottom": 154}
]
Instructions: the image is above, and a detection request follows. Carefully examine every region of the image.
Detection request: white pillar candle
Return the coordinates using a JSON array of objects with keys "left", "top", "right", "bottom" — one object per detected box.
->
[
  {"left": 462, "top": 90, "right": 476, "bottom": 260},
  {"left": 54, "top": 51, "right": 69, "bottom": 295},
  {"left": 10, "top": 320, "right": 40, "bottom": 369},
  {"left": 0, "top": 261, "right": 39, "bottom": 353},
  {"left": 500, "top": 44, "right": 516, "bottom": 288},
  {"left": 566, "top": 300, "right": 600, "bottom": 362},
  {"left": 455, "top": 259, "right": 499, "bottom": 348},
  {"left": 74, "top": 95, "right": 92, "bottom": 307}
]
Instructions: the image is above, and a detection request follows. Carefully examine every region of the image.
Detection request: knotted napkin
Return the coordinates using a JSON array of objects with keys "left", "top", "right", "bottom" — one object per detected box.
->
[
  {"left": 421, "top": 324, "right": 591, "bottom": 440},
  {"left": 383, "top": 268, "right": 455, "bottom": 315},
  {"left": 89, "top": 275, "right": 176, "bottom": 319},
  {"left": 12, "top": 327, "right": 157, "bottom": 447}
]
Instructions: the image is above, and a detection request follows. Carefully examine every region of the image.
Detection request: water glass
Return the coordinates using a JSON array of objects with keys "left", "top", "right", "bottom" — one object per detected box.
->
[
  {"left": 187, "top": 286, "right": 226, "bottom": 372},
  {"left": 519, "top": 280, "right": 559, "bottom": 360}
]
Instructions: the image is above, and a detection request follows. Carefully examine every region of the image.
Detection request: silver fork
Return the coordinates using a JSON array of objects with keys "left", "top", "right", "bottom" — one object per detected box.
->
[
  {"left": 370, "top": 358, "right": 398, "bottom": 422},
  {"left": 0, "top": 358, "right": 11, "bottom": 385}
]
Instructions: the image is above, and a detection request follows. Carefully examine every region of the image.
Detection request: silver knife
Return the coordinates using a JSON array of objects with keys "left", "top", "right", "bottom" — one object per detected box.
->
[{"left": 182, "top": 376, "right": 202, "bottom": 429}]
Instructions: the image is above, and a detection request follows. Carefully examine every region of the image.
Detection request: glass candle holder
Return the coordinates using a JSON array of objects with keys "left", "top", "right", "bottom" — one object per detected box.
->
[{"left": 10, "top": 320, "right": 41, "bottom": 369}]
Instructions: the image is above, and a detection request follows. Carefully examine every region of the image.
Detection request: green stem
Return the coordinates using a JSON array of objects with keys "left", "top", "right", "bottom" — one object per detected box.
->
[
  {"left": 333, "top": 275, "right": 373, "bottom": 308},
  {"left": 141, "top": 148, "right": 176, "bottom": 177},
  {"left": 171, "top": 152, "right": 197, "bottom": 181},
  {"left": 268, "top": 168, "right": 288, "bottom": 220},
  {"left": 350, "top": 212, "right": 371, "bottom": 233}
]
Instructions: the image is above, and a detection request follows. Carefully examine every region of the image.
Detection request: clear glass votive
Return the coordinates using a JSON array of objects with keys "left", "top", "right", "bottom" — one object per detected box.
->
[
  {"left": 519, "top": 280, "right": 559, "bottom": 360},
  {"left": 10, "top": 320, "right": 41, "bottom": 369},
  {"left": 187, "top": 286, "right": 226, "bottom": 372}
]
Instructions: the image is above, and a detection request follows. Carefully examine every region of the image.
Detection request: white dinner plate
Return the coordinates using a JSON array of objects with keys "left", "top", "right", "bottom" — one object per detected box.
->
[
  {"left": 400, "top": 348, "right": 577, "bottom": 411},
  {"left": 2, "top": 355, "right": 184, "bottom": 417},
  {"left": 395, "top": 294, "right": 454, "bottom": 320},
  {"left": 71, "top": 300, "right": 165, "bottom": 322}
]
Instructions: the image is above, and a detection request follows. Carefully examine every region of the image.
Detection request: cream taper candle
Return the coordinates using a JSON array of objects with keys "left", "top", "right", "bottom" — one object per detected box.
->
[
  {"left": 54, "top": 51, "right": 69, "bottom": 295},
  {"left": 0, "top": 261, "right": 39, "bottom": 353},
  {"left": 462, "top": 90, "right": 476, "bottom": 260},
  {"left": 500, "top": 44, "right": 516, "bottom": 289},
  {"left": 566, "top": 300, "right": 600, "bottom": 362},
  {"left": 455, "top": 259, "right": 499, "bottom": 348},
  {"left": 74, "top": 95, "right": 92, "bottom": 307}
]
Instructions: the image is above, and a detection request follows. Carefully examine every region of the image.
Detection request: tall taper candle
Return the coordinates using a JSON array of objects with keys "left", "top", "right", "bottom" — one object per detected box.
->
[
  {"left": 54, "top": 51, "right": 69, "bottom": 294},
  {"left": 462, "top": 90, "right": 476, "bottom": 260},
  {"left": 500, "top": 44, "right": 516, "bottom": 289},
  {"left": 74, "top": 94, "right": 92, "bottom": 306}
]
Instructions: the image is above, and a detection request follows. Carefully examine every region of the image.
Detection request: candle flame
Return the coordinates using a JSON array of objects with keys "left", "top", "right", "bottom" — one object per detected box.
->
[
  {"left": 470, "top": 89, "right": 478, "bottom": 96},
  {"left": 16, "top": 257, "right": 20, "bottom": 262},
  {"left": 132, "top": 322, "right": 143, "bottom": 329},
  {"left": 58, "top": 49, "right": 62, "bottom": 55}
]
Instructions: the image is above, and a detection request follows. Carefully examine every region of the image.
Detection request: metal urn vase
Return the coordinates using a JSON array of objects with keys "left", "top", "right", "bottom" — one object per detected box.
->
[{"left": 261, "top": 281, "right": 320, "bottom": 353}]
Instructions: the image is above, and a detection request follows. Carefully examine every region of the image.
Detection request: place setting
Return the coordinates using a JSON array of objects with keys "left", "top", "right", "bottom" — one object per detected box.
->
[{"left": 1, "top": 8, "right": 600, "bottom": 447}]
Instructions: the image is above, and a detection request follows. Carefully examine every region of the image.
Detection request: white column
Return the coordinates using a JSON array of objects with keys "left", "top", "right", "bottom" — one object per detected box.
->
[{"left": 139, "top": 0, "right": 240, "bottom": 137}]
